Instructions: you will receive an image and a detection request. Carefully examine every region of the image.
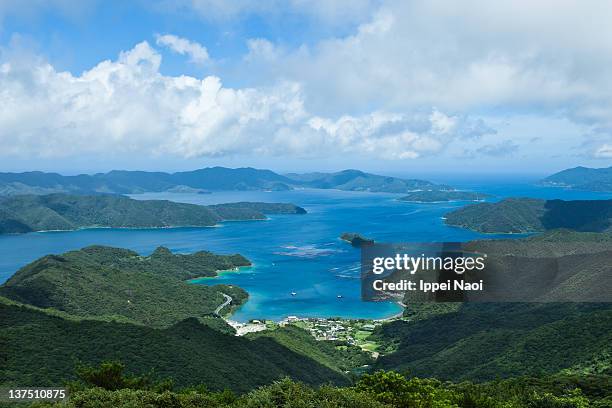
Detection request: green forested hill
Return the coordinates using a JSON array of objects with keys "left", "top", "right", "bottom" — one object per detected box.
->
[
  {"left": 0, "top": 300, "right": 351, "bottom": 392},
  {"left": 445, "top": 197, "right": 612, "bottom": 233},
  {"left": 285, "top": 169, "right": 451, "bottom": 193},
  {"left": 0, "top": 245, "right": 374, "bottom": 393},
  {"left": 248, "top": 325, "right": 373, "bottom": 373},
  {"left": 0, "top": 246, "right": 250, "bottom": 327},
  {"left": 371, "top": 231, "right": 612, "bottom": 381},
  {"left": 541, "top": 165, "right": 612, "bottom": 192},
  {"left": 372, "top": 303, "right": 612, "bottom": 381},
  {"left": 0, "top": 193, "right": 306, "bottom": 234}
]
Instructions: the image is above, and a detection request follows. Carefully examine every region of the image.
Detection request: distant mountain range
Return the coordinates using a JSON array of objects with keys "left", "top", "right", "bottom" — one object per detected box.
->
[
  {"left": 0, "top": 167, "right": 450, "bottom": 195},
  {"left": 445, "top": 197, "right": 612, "bottom": 233},
  {"left": 0, "top": 167, "right": 292, "bottom": 195},
  {"left": 541, "top": 165, "right": 612, "bottom": 192},
  {"left": 286, "top": 169, "right": 451, "bottom": 193},
  {"left": 0, "top": 194, "right": 306, "bottom": 234}
]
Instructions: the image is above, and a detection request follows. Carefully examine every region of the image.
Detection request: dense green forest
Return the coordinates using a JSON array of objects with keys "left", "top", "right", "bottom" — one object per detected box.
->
[
  {"left": 371, "top": 303, "right": 612, "bottom": 381},
  {"left": 22, "top": 363, "right": 612, "bottom": 407},
  {"left": 0, "top": 245, "right": 373, "bottom": 394},
  {"left": 0, "top": 300, "right": 356, "bottom": 393},
  {"left": 460, "top": 231, "right": 612, "bottom": 302},
  {"left": 366, "top": 232, "right": 612, "bottom": 384},
  {"left": 0, "top": 246, "right": 250, "bottom": 326},
  {"left": 248, "top": 325, "right": 373, "bottom": 373},
  {"left": 444, "top": 198, "right": 612, "bottom": 233},
  {"left": 0, "top": 193, "right": 306, "bottom": 233}
]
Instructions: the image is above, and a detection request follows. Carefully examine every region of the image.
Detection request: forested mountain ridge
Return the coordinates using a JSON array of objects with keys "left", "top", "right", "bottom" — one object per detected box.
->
[
  {"left": 541, "top": 165, "right": 612, "bottom": 192},
  {"left": 0, "top": 167, "right": 294, "bottom": 194},
  {"left": 0, "top": 299, "right": 355, "bottom": 393},
  {"left": 444, "top": 198, "right": 612, "bottom": 233},
  {"left": 371, "top": 231, "right": 612, "bottom": 381},
  {"left": 0, "top": 245, "right": 251, "bottom": 327},
  {"left": 0, "top": 193, "right": 306, "bottom": 234},
  {"left": 285, "top": 169, "right": 451, "bottom": 193},
  {"left": 0, "top": 167, "right": 453, "bottom": 195},
  {"left": 374, "top": 302, "right": 612, "bottom": 381}
]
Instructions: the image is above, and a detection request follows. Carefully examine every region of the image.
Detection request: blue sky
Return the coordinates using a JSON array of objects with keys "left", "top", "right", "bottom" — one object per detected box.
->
[{"left": 0, "top": 1, "right": 610, "bottom": 176}]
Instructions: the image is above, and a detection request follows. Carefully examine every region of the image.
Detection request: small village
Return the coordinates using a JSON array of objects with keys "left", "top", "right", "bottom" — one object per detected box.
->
[{"left": 227, "top": 316, "right": 392, "bottom": 355}]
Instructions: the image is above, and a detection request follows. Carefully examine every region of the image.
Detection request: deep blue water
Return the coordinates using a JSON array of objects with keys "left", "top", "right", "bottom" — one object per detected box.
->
[{"left": 0, "top": 182, "right": 610, "bottom": 321}]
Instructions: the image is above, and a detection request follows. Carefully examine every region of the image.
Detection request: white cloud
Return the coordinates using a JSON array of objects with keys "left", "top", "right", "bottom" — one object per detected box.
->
[
  {"left": 476, "top": 140, "right": 519, "bottom": 157},
  {"left": 594, "top": 144, "right": 612, "bottom": 159},
  {"left": 0, "top": 41, "right": 495, "bottom": 161},
  {"left": 155, "top": 34, "right": 209, "bottom": 64},
  {"left": 237, "top": 0, "right": 612, "bottom": 136}
]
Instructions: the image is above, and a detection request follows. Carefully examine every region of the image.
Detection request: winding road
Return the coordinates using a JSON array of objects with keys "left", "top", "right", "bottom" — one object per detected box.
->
[{"left": 214, "top": 293, "right": 232, "bottom": 315}]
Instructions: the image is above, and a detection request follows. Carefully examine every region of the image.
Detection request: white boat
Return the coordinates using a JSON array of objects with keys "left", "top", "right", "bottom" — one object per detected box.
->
[{"left": 291, "top": 292, "right": 297, "bottom": 296}]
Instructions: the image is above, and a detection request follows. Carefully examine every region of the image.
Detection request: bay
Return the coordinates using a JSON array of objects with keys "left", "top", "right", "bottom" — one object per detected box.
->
[{"left": 0, "top": 181, "right": 609, "bottom": 322}]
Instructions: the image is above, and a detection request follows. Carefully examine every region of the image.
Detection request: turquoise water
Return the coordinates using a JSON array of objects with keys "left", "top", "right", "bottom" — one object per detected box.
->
[{"left": 0, "top": 182, "right": 610, "bottom": 321}]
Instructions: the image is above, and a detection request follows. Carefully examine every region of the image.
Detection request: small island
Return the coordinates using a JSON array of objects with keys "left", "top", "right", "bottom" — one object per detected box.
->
[
  {"left": 399, "top": 190, "right": 490, "bottom": 203},
  {"left": 340, "top": 232, "right": 375, "bottom": 247}
]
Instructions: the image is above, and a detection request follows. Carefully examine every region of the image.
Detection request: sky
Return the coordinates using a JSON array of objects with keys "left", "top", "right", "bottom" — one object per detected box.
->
[{"left": 0, "top": 0, "right": 611, "bottom": 176}]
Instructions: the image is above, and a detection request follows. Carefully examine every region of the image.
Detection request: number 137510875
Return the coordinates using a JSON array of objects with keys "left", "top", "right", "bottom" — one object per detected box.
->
[{"left": 1, "top": 388, "right": 67, "bottom": 401}]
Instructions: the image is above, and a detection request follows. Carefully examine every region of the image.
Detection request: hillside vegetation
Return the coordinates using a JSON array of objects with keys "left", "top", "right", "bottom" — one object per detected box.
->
[
  {"left": 248, "top": 325, "right": 373, "bottom": 373},
  {"left": 373, "top": 303, "right": 612, "bottom": 382},
  {"left": 285, "top": 169, "right": 451, "bottom": 193},
  {"left": 0, "top": 246, "right": 250, "bottom": 327},
  {"left": 541, "top": 165, "right": 612, "bottom": 192},
  {"left": 0, "top": 193, "right": 306, "bottom": 234},
  {"left": 0, "top": 300, "right": 353, "bottom": 393},
  {"left": 22, "top": 363, "right": 612, "bottom": 407},
  {"left": 371, "top": 231, "right": 612, "bottom": 380},
  {"left": 0, "top": 245, "right": 374, "bottom": 393},
  {"left": 445, "top": 198, "right": 612, "bottom": 233}
]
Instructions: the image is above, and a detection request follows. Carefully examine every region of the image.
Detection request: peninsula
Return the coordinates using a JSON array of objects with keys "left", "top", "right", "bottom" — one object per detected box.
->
[
  {"left": 541, "top": 165, "right": 612, "bottom": 192},
  {"left": 444, "top": 197, "right": 612, "bottom": 233},
  {"left": 399, "top": 190, "right": 489, "bottom": 203},
  {"left": 0, "top": 193, "right": 306, "bottom": 234}
]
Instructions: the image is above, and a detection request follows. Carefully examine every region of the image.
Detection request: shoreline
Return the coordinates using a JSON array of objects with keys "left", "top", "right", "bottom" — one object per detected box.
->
[
  {"left": 223, "top": 299, "right": 405, "bottom": 326},
  {"left": 188, "top": 265, "right": 254, "bottom": 283},
  {"left": 18, "top": 219, "right": 274, "bottom": 235}
]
